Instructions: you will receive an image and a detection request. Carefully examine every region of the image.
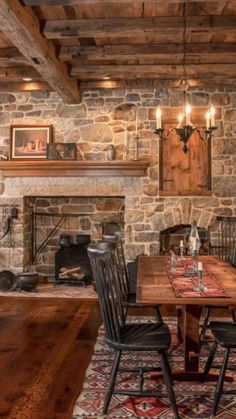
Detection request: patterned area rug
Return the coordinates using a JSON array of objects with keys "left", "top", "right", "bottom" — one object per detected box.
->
[
  {"left": 0, "top": 283, "right": 97, "bottom": 299},
  {"left": 73, "top": 317, "right": 236, "bottom": 418}
]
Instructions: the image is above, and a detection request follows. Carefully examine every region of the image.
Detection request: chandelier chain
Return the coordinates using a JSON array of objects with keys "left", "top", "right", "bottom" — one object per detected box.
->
[{"left": 183, "top": 2, "right": 187, "bottom": 82}]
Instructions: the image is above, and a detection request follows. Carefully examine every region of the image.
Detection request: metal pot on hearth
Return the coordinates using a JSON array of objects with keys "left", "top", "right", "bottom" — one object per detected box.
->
[{"left": 59, "top": 234, "right": 72, "bottom": 248}]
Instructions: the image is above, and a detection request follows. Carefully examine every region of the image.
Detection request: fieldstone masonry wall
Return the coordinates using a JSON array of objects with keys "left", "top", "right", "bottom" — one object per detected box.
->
[{"left": 0, "top": 87, "right": 235, "bottom": 275}]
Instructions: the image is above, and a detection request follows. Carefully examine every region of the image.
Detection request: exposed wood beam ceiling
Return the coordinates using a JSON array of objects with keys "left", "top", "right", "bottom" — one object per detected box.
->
[
  {"left": 0, "top": 0, "right": 80, "bottom": 102},
  {"left": 0, "top": 0, "right": 235, "bottom": 93}
]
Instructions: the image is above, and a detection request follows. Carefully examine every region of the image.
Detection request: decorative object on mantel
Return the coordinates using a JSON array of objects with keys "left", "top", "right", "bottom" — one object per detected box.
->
[
  {"left": 106, "top": 144, "right": 116, "bottom": 161},
  {"left": 154, "top": 3, "right": 217, "bottom": 153},
  {"left": 10, "top": 124, "right": 52, "bottom": 160},
  {"left": 0, "top": 153, "right": 8, "bottom": 161},
  {"left": 47, "top": 142, "right": 76, "bottom": 160},
  {"left": 125, "top": 103, "right": 141, "bottom": 161}
]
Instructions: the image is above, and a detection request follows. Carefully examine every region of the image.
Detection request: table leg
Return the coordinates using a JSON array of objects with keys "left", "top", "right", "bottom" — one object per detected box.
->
[
  {"left": 183, "top": 304, "right": 201, "bottom": 372},
  {"left": 177, "top": 306, "right": 183, "bottom": 343}
]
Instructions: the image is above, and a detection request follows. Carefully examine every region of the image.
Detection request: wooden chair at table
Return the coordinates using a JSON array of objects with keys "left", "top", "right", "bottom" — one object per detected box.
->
[
  {"left": 200, "top": 244, "right": 236, "bottom": 342},
  {"left": 103, "top": 232, "right": 163, "bottom": 323},
  {"left": 203, "top": 320, "right": 236, "bottom": 417},
  {"left": 87, "top": 241, "right": 180, "bottom": 419}
]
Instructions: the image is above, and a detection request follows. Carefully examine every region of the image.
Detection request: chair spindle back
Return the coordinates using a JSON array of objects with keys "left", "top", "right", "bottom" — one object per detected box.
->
[
  {"left": 103, "top": 233, "right": 130, "bottom": 298},
  {"left": 88, "top": 242, "right": 125, "bottom": 342}
]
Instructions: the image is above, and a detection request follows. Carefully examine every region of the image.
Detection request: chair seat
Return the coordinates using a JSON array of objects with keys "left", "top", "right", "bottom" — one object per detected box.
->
[
  {"left": 210, "top": 321, "right": 236, "bottom": 348},
  {"left": 106, "top": 322, "right": 171, "bottom": 351},
  {"left": 123, "top": 292, "right": 160, "bottom": 308}
]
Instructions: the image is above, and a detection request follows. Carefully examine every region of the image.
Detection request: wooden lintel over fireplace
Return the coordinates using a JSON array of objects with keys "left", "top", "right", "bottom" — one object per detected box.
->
[{"left": 0, "top": 160, "right": 150, "bottom": 177}]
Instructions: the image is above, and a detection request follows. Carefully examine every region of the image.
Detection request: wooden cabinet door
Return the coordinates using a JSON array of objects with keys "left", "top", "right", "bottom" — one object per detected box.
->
[{"left": 160, "top": 126, "right": 211, "bottom": 195}]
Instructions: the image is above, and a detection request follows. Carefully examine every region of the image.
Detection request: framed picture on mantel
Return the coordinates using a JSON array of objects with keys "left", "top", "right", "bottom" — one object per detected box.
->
[
  {"left": 47, "top": 143, "right": 76, "bottom": 160},
  {"left": 10, "top": 125, "right": 52, "bottom": 159}
]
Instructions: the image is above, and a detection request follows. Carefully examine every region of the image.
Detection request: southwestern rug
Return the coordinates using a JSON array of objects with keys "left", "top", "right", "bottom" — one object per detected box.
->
[
  {"left": 0, "top": 283, "right": 97, "bottom": 299},
  {"left": 73, "top": 317, "right": 236, "bottom": 419}
]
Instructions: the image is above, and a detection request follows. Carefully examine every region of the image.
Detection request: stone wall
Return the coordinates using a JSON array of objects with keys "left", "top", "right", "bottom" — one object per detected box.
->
[{"left": 0, "top": 88, "right": 235, "bottom": 275}]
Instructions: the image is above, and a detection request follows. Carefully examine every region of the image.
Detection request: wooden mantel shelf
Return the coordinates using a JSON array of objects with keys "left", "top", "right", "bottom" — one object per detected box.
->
[{"left": 0, "top": 160, "right": 149, "bottom": 177}]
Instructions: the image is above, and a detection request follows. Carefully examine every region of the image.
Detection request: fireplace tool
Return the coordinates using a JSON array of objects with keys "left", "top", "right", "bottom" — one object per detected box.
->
[{"left": 1, "top": 206, "right": 18, "bottom": 239}]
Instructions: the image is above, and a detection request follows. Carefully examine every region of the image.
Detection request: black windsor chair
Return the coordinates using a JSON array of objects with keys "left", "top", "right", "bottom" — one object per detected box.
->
[
  {"left": 87, "top": 241, "right": 180, "bottom": 418},
  {"left": 102, "top": 232, "right": 163, "bottom": 323},
  {"left": 203, "top": 321, "right": 236, "bottom": 417}
]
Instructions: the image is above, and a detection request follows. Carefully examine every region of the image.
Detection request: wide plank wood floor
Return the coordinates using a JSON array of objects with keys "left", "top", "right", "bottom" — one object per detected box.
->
[{"left": 0, "top": 297, "right": 101, "bottom": 419}]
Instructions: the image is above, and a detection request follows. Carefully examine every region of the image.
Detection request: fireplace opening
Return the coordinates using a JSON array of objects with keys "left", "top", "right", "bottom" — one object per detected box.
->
[
  {"left": 55, "top": 234, "right": 93, "bottom": 286},
  {"left": 160, "top": 224, "right": 210, "bottom": 255},
  {"left": 23, "top": 196, "right": 125, "bottom": 282}
]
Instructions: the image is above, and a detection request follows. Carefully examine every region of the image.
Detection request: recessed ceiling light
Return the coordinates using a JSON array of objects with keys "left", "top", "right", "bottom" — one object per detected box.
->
[{"left": 22, "top": 77, "right": 33, "bottom": 82}]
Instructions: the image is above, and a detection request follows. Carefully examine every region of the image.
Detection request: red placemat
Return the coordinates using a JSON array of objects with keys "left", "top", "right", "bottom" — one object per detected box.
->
[{"left": 166, "top": 257, "right": 229, "bottom": 298}]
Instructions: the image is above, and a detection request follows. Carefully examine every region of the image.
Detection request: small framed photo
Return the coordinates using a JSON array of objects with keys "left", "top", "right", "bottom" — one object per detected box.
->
[
  {"left": 47, "top": 143, "right": 76, "bottom": 160},
  {"left": 10, "top": 125, "right": 52, "bottom": 159}
]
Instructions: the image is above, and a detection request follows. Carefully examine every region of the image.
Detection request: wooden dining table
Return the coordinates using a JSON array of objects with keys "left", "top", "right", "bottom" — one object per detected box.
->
[{"left": 136, "top": 255, "right": 236, "bottom": 380}]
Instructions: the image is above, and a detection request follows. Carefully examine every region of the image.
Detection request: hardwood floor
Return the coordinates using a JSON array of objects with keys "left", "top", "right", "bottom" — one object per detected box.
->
[{"left": 0, "top": 297, "right": 101, "bottom": 419}]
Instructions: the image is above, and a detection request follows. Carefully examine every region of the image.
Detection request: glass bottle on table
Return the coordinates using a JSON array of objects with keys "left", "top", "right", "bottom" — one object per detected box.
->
[
  {"left": 189, "top": 220, "right": 200, "bottom": 274},
  {"left": 189, "top": 220, "right": 200, "bottom": 255}
]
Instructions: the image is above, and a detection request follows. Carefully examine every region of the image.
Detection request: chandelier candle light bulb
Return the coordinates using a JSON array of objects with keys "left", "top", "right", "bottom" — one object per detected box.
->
[
  {"left": 206, "top": 111, "right": 210, "bottom": 130},
  {"left": 156, "top": 108, "right": 162, "bottom": 129},
  {"left": 185, "top": 104, "right": 191, "bottom": 125},
  {"left": 178, "top": 114, "right": 183, "bottom": 128},
  {"left": 210, "top": 106, "right": 216, "bottom": 127}
]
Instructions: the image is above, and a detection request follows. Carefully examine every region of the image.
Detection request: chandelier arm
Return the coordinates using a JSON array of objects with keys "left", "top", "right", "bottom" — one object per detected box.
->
[
  {"left": 195, "top": 128, "right": 207, "bottom": 142},
  {"left": 154, "top": 127, "right": 176, "bottom": 141}
]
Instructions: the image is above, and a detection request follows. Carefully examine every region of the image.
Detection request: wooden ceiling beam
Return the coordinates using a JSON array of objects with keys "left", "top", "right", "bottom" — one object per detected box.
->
[
  {"left": 0, "top": 66, "right": 41, "bottom": 81},
  {"left": 22, "top": 0, "right": 231, "bottom": 5},
  {"left": 43, "top": 16, "right": 236, "bottom": 39},
  {"left": 0, "top": 81, "right": 51, "bottom": 92},
  {"left": 60, "top": 43, "right": 236, "bottom": 65},
  {"left": 0, "top": 0, "right": 81, "bottom": 103},
  {"left": 80, "top": 79, "right": 236, "bottom": 90},
  {"left": 60, "top": 43, "right": 236, "bottom": 61},
  {"left": 0, "top": 47, "right": 29, "bottom": 66},
  {"left": 71, "top": 64, "right": 236, "bottom": 79}
]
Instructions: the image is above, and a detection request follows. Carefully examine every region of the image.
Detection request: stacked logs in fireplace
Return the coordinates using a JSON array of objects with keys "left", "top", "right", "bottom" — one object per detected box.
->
[{"left": 55, "top": 234, "right": 93, "bottom": 286}]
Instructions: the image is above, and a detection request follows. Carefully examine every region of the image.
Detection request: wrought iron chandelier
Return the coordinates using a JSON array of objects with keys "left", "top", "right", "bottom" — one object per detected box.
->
[{"left": 154, "top": 4, "right": 217, "bottom": 154}]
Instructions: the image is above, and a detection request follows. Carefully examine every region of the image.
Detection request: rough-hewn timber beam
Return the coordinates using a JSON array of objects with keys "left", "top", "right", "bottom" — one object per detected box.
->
[
  {"left": 0, "top": 0, "right": 80, "bottom": 103},
  {"left": 0, "top": 47, "right": 29, "bottom": 66},
  {"left": 22, "top": 0, "right": 230, "bottom": 4},
  {"left": 0, "top": 66, "right": 40, "bottom": 81},
  {"left": 80, "top": 79, "right": 236, "bottom": 90},
  {"left": 0, "top": 81, "right": 51, "bottom": 92},
  {"left": 71, "top": 64, "right": 236, "bottom": 80},
  {"left": 43, "top": 16, "right": 236, "bottom": 39},
  {"left": 60, "top": 43, "right": 236, "bottom": 61}
]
